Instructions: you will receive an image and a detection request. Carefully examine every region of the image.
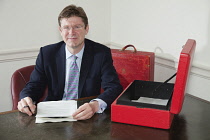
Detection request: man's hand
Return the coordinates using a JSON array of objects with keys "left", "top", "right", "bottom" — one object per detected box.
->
[
  {"left": 17, "top": 97, "right": 36, "bottom": 116},
  {"left": 72, "top": 101, "right": 99, "bottom": 120}
]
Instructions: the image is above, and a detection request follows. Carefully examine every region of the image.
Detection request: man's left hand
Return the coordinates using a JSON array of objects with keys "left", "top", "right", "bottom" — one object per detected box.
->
[{"left": 72, "top": 101, "right": 99, "bottom": 120}]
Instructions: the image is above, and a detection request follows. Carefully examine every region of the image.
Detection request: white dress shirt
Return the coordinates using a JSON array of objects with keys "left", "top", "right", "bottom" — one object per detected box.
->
[{"left": 64, "top": 45, "right": 107, "bottom": 113}]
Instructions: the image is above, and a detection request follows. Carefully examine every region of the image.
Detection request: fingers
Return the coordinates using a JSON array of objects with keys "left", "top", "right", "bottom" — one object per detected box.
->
[
  {"left": 72, "top": 102, "right": 98, "bottom": 120},
  {"left": 72, "top": 103, "right": 93, "bottom": 120},
  {"left": 17, "top": 97, "right": 36, "bottom": 116}
]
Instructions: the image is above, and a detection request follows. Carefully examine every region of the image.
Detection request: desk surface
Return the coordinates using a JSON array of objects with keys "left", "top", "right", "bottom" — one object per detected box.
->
[{"left": 0, "top": 94, "right": 210, "bottom": 140}]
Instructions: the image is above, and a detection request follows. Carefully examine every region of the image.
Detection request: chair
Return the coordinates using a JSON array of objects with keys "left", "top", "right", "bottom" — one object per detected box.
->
[{"left": 11, "top": 65, "right": 47, "bottom": 110}]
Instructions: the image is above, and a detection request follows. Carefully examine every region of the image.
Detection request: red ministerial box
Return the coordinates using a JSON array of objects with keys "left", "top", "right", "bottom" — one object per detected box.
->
[
  {"left": 111, "top": 39, "right": 196, "bottom": 129},
  {"left": 111, "top": 45, "right": 154, "bottom": 89}
]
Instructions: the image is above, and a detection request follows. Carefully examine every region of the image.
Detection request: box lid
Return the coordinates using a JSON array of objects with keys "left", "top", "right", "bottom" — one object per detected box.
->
[{"left": 170, "top": 39, "right": 196, "bottom": 114}]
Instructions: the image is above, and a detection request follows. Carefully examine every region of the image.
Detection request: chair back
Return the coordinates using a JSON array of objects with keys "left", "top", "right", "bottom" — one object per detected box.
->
[{"left": 11, "top": 65, "right": 47, "bottom": 110}]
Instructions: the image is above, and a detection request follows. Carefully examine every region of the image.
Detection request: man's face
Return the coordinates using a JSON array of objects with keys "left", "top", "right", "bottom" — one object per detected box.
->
[{"left": 59, "top": 16, "right": 89, "bottom": 51}]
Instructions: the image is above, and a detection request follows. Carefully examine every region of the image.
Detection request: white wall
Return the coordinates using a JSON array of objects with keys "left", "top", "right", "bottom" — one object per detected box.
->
[
  {"left": 0, "top": 0, "right": 111, "bottom": 51},
  {"left": 111, "top": 0, "right": 210, "bottom": 67},
  {"left": 0, "top": 0, "right": 111, "bottom": 112}
]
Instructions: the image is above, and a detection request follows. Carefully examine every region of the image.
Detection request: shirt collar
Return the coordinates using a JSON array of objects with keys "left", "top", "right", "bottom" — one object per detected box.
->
[{"left": 65, "top": 45, "right": 85, "bottom": 60}]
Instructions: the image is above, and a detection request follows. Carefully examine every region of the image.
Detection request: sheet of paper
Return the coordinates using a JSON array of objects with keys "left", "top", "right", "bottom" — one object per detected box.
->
[
  {"left": 35, "top": 117, "right": 77, "bottom": 123},
  {"left": 35, "top": 100, "right": 77, "bottom": 123},
  {"left": 132, "top": 97, "right": 168, "bottom": 106}
]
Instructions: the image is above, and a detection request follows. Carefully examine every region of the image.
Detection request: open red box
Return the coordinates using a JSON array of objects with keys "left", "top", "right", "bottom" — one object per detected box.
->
[{"left": 111, "top": 39, "right": 196, "bottom": 129}]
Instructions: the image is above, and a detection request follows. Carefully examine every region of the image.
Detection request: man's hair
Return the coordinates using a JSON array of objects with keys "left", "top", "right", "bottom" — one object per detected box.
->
[{"left": 58, "top": 5, "right": 88, "bottom": 28}]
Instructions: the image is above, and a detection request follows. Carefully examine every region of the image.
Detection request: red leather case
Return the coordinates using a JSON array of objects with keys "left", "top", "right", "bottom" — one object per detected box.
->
[
  {"left": 111, "top": 45, "right": 154, "bottom": 89},
  {"left": 111, "top": 39, "right": 196, "bottom": 129}
]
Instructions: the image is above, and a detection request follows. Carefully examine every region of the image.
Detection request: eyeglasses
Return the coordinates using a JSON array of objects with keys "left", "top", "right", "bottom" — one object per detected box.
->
[{"left": 61, "top": 25, "right": 84, "bottom": 31}]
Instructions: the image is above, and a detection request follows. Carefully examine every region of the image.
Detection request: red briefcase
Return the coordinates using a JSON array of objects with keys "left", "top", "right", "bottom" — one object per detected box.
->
[
  {"left": 111, "top": 45, "right": 155, "bottom": 89},
  {"left": 111, "top": 39, "right": 196, "bottom": 129}
]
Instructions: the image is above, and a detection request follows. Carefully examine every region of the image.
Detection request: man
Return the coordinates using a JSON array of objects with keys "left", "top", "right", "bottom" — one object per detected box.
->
[{"left": 17, "top": 5, "right": 122, "bottom": 120}]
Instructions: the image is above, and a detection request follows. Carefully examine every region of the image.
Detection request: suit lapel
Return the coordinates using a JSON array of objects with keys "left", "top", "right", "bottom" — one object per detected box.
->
[
  {"left": 78, "top": 40, "right": 93, "bottom": 98},
  {"left": 56, "top": 43, "right": 66, "bottom": 99}
]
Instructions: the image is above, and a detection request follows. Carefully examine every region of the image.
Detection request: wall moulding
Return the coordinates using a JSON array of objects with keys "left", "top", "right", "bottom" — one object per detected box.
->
[
  {"left": 0, "top": 48, "right": 39, "bottom": 63},
  {"left": 0, "top": 44, "right": 209, "bottom": 79}
]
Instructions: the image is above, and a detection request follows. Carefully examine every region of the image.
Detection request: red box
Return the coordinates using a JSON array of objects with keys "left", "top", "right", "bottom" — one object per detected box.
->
[
  {"left": 111, "top": 45, "right": 154, "bottom": 89},
  {"left": 111, "top": 39, "right": 196, "bottom": 129}
]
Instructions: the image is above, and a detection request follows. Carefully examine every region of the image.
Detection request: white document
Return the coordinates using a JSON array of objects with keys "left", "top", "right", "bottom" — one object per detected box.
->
[
  {"left": 35, "top": 117, "right": 76, "bottom": 123},
  {"left": 35, "top": 100, "right": 77, "bottom": 123},
  {"left": 132, "top": 97, "right": 169, "bottom": 106}
]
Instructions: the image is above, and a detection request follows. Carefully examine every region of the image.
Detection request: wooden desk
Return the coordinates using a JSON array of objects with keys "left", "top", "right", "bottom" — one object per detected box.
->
[{"left": 0, "top": 94, "right": 210, "bottom": 140}]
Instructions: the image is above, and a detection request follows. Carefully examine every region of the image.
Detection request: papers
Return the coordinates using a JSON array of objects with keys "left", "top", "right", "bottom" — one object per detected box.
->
[
  {"left": 36, "top": 117, "right": 76, "bottom": 123},
  {"left": 35, "top": 100, "right": 77, "bottom": 123},
  {"left": 132, "top": 97, "right": 169, "bottom": 106}
]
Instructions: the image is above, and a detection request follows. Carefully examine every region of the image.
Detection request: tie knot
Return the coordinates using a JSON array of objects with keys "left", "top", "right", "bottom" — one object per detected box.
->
[{"left": 72, "top": 55, "right": 78, "bottom": 62}]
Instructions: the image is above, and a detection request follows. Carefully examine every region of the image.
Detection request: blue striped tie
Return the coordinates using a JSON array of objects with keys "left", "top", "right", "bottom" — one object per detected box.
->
[{"left": 63, "top": 55, "right": 79, "bottom": 100}]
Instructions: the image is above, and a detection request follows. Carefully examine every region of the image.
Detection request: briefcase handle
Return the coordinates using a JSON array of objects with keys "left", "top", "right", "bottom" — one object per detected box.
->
[{"left": 120, "top": 45, "right": 137, "bottom": 53}]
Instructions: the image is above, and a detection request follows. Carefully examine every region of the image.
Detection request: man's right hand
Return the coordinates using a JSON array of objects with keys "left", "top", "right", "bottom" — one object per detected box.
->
[{"left": 17, "top": 97, "right": 36, "bottom": 116}]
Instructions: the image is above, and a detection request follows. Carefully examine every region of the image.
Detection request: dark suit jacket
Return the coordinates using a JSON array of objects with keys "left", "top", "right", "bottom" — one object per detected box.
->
[{"left": 20, "top": 39, "right": 123, "bottom": 108}]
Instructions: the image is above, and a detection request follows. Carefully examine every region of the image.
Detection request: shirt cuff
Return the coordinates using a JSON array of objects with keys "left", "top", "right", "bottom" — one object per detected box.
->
[{"left": 90, "top": 98, "right": 107, "bottom": 113}]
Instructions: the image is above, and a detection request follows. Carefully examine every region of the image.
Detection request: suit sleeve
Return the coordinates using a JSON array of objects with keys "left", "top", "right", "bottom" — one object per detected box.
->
[
  {"left": 97, "top": 48, "right": 123, "bottom": 108},
  {"left": 19, "top": 47, "right": 47, "bottom": 102}
]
